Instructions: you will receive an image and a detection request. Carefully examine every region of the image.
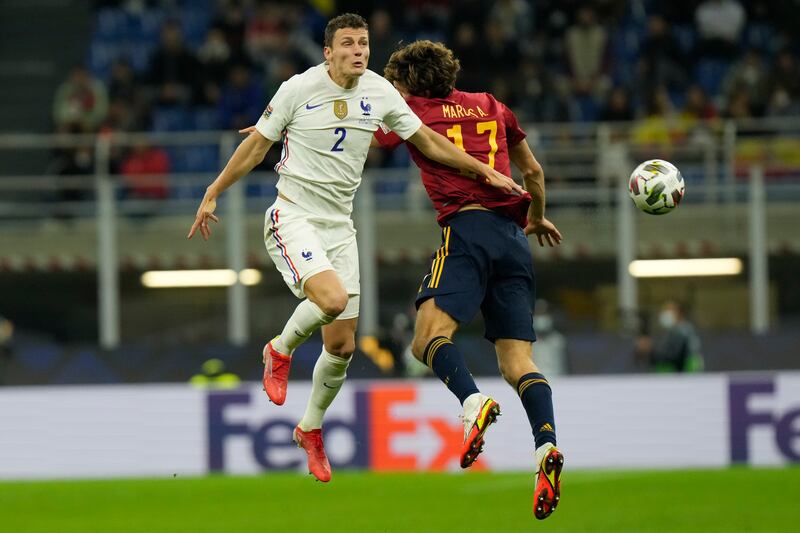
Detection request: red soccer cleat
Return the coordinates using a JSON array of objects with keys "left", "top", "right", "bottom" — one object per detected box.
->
[
  {"left": 533, "top": 445, "right": 564, "bottom": 520},
  {"left": 293, "top": 426, "right": 332, "bottom": 482},
  {"left": 460, "top": 394, "right": 501, "bottom": 468},
  {"left": 262, "top": 338, "right": 291, "bottom": 405}
]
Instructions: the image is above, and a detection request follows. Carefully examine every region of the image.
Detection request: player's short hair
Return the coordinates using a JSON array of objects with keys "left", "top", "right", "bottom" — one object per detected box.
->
[
  {"left": 384, "top": 40, "right": 460, "bottom": 99},
  {"left": 324, "top": 13, "right": 369, "bottom": 48}
]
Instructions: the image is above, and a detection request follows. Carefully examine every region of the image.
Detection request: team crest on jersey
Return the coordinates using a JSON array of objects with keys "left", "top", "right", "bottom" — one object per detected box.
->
[
  {"left": 360, "top": 99, "right": 371, "bottom": 116},
  {"left": 333, "top": 100, "right": 348, "bottom": 119}
]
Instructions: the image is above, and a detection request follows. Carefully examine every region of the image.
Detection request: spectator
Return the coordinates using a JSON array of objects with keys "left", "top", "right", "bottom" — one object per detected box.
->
[
  {"left": 48, "top": 144, "right": 94, "bottom": 210},
  {"left": 695, "top": 0, "right": 746, "bottom": 59},
  {"left": 532, "top": 0, "right": 573, "bottom": 67},
  {"left": 101, "top": 99, "right": 137, "bottom": 134},
  {"left": 406, "top": 4, "right": 447, "bottom": 43},
  {"left": 517, "top": 58, "right": 573, "bottom": 123},
  {"left": 281, "top": 2, "right": 326, "bottom": 68},
  {"left": 107, "top": 59, "right": 146, "bottom": 129},
  {"left": 189, "top": 358, "right": 240, "bottom": 389},
  {"left": 198, "top": 25, "right": 242, "bottom": 106},
  {"left": 212, "top": 0, "right": 247, "bottom": 55},
  {"left": 489, "top": 76, "right": 516, "bottom": 109},
  {"left": 765, "top": 87, "right": 800, "bottom": 117},
  {"left": 723, "top": 49, "right": 770, "bottom": 115},
  {"left": 385, "top": 309, "right": 429, "bottom": 378},
  {"left": 638, "top": 14, "right": 689, "bottom": 94},
  {"left": 448, "top": 0, "right": 493, "bottom": 39},
  {"left": 635, "top": 301, "right": 703, "bottom": 373},
  {"left": 0, "top": 315, "right": 13, "bottom": 385},
  {"left": 632, "top": 87, "right": 678, "bottom": 148},
  {"left": 120, "top": 141, "right": 170, "bottom": 199},
  {"left": 449, "top": 22, "right": 484, "bottom": 93},
  {"left": 488, "top": 0, "right": 533, "bottom": 44},
  {"left": 725, "top": 88, "right": 754, "bottom": 119},
  {"left": 531, "top": 300, "right": 568, "bottom": 377},
  {"left": 682, "top": 84, "right": 717, "bottom": 121},
  {"left": 767, "top": 49, "right": 800, "bottom": 102},
  {"left": 245, "top": 1, "right": 288, "bottom": 74},
  {"left": 662, "top": 0, "right": 704, "bottom": 25},
  {"left": 52, "top": 65, "right": 108, "bottom": 132},
  {"left": 218, "top": 63, "right": 265, "bottom": 130},
  {"left": 680, "top": 84, "right": 718, "bottom": 145},
  {"left": 368, "top": 9, "right": 400, "bottom": 75},
  {"left": 107, "top": 58, "right": 139, "bottom": 105},
  {"left": 147, "top": 20, "right": 200, "bottom": 106},
  {"left": 483, "top": 20, "right": 521, "bottom": 79},
  {"left": 564, "top": 5, "right": 610, "bottom": 99},
  {"left": 593, "top": 0, "right": 629, "bottom": 23},
  {"left": 599, "top": 87, "right": 635, "bottom": 122},
  {"left": 597, "top": 90, "right": 635, "bottom": 189}
]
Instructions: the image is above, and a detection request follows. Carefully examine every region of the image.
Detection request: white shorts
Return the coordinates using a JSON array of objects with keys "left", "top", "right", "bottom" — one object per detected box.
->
[{"left": 264, "top": 197, "right": 360, "bottom": 319}]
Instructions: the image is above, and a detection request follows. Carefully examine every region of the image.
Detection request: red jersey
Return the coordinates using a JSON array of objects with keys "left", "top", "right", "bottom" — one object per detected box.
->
[{"left": 375, "top": 89, "right": 531, "bottom": 227}]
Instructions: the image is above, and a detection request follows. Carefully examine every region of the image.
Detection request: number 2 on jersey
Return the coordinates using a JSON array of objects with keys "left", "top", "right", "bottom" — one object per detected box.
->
[
  {"left": 446, "top": 120, "right": 498, "bottom": 168},
  {"left": 331, "top": 127, "right": 346, "bottom": 152}
]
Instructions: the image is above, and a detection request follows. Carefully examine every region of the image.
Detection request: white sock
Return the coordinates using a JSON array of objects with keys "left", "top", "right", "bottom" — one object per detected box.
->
[
  {"left": 273, "top": 300, "right": 335, "bottom": 355},
  {"left": 298, "top": 348, "right": 352, "bottom": 431},
  {"left": 462, "top": 392, "right": 483, "bottom": 412}
]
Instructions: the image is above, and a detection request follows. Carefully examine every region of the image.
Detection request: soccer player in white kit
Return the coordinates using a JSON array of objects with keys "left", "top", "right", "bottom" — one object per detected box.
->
[{"left": 188, "top": 13, "right": 523, "bottom": 482}]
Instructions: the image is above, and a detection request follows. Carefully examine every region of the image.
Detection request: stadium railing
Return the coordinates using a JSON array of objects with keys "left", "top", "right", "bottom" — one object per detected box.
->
[{"left": 1, "top": 118, "right": 798, "bottom": 347}]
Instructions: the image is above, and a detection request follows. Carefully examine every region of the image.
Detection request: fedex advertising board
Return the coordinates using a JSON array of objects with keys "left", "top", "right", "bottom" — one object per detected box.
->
[{"left": 1, "top": 374, "right": 798, "bottom": 479}]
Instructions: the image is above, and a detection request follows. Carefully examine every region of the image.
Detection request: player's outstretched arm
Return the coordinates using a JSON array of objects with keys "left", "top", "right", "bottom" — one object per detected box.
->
[
  {"left": 188, "top": 131, "right": 274, "bottom": 240},
  {"left": 509, "top": 140, "right": 563, "bottom": 247},
  {"left": 407, "top": 125, "right": 525, "bottom": 195}
]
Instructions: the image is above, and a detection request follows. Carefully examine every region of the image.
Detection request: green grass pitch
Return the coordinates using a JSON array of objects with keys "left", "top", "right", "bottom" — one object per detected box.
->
[{"left": 2, "top": 468, "right": 798, "bottom": 532}]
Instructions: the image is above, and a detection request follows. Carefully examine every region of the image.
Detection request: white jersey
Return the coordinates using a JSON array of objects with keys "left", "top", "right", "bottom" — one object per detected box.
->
[{"left": 255, "top": 63, "right": 422, "bottom": 218}]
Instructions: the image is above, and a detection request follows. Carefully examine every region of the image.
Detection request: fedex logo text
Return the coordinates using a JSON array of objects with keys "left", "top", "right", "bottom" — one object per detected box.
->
[
  {"left": 208, "top": 390, "right": 369, "bottom": 471},
  {"left": 207, "top": 385, "right": 486, "bottom": 473},
  {"left": 729, "top": 379, "right": 800, "bottom": 463}
]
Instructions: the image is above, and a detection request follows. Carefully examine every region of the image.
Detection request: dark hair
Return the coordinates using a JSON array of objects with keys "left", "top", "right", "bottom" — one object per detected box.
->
[
  {"left": 324, "top": 13, "right": 368, "bottom": 48},
  {"left": 383, "top": 40, "right": 460, "bottom": 98}
]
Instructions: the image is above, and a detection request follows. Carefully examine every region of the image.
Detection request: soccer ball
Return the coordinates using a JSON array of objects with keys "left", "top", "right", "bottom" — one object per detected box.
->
[{"left": 628, "top": 159, "right": 685, "bottom": 215}]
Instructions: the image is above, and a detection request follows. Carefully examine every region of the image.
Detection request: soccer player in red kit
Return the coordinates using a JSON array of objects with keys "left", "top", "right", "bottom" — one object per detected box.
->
[{"left": 376, "top": 40, "right": 564, "bottom": 519}]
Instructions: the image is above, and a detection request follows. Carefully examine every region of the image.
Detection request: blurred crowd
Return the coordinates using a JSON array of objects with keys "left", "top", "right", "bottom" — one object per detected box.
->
[{"left": 49, "top": 0, "right": 800, "bottom": 188}]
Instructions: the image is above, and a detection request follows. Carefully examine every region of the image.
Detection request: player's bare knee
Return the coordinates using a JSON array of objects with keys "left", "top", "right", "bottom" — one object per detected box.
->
[
  {"left": 410, "top": 335, "right": 428, "bottom": 361},
  {"left": 325, "top": 340, "right": 355, "bottom": 358},
  {"left": 318, "top": 291, "right": 348, "bottom": 317},
  {"left": 501, "top": 369, "right": 518, "bottom": 388},
  {"left": 411, "top": 329, "right": 452, "bottom": 362},
  {"left": 497, "top": 353, "right": 534, "bottom": 387},
  {"left": 497, "top": 360, "right": 516, "bottom": 386}
]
